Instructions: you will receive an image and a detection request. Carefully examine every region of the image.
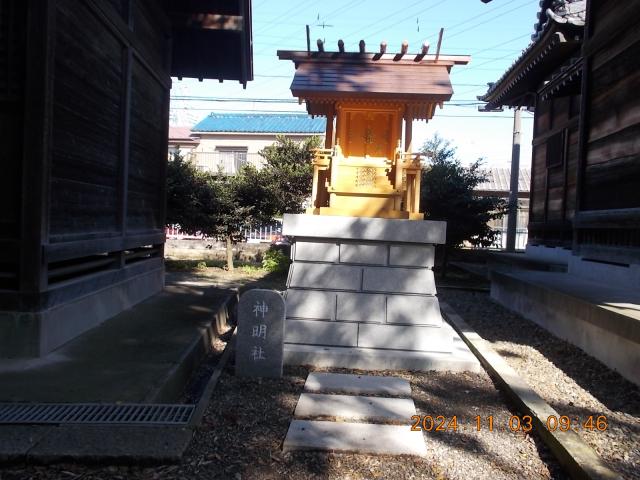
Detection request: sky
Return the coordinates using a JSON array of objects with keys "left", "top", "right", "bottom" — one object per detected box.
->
[{"left": 170, "top": 0, "right": 541, "bottom": 169}]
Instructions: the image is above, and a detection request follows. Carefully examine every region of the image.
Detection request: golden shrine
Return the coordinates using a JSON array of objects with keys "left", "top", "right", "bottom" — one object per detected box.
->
[{"left": 278, "top": 40, "right": 469, "bottom": 220}]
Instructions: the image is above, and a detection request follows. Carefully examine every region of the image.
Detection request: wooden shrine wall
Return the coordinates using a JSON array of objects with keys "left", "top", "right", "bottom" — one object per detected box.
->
[
  {"left": 0, "top": 0, "right": 171, "bottom": 311},
  {"left": 575, "top": 0, "right": 640, "bottom": 263},
  {"left": 528, "top": 94, "right": 581, "bottom": 248},
  {"left": 0, "top": 1, "right": 26, "bottom": 291}
]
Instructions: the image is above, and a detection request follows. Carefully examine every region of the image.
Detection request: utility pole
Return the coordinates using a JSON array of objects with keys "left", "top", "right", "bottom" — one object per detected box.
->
[{"left": 506, "top": 107, "right": 521, "bottom": 252}]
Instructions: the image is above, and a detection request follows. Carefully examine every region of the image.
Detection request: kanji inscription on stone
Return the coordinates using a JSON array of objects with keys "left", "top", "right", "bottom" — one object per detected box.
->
[{"left": 235, "top": 289, "right": 285, "bottom": 378}]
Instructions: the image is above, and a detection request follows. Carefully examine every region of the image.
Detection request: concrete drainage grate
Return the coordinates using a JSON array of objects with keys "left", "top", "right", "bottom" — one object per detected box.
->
[{"left": 0, "top": 403, "right": 195, "bottom": 425}]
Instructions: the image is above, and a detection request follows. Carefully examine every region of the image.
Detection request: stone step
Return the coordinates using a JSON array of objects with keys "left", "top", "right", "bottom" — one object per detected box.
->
[
  {"left": 283, "top": 420, "right": 427, "bottom": 457},
  {"left": 294, "top": 393, "right": 416, "bottom": 423},
  {"left": 284, "top": 342, "right": 481, "bottom": 373},
  {"left": 304, "top": 372, "right": 412, "bottom": 397}
]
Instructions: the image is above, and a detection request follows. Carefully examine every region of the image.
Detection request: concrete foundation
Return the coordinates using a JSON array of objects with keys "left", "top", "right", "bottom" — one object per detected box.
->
[
  {"left": 0, "top": 265, "right": 164, "bottom": 358},
  {"left": 491, "top": 269, "right": 640, "bottom": 386},
  {"left": 281, "top": 214, "right": 479, "bottom": 372}
]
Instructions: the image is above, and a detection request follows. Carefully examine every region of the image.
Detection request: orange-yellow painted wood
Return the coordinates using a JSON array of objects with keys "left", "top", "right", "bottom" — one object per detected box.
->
[{"left": 309, "top": 101, "right": 423, "bottom": 220}]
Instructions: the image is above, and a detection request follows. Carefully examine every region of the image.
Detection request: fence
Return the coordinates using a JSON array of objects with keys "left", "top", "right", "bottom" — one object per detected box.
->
[
  {"left": 166, "top": 221, "right": 282, "bottom": 243},
  {"left": 490, "top": 228, "right": 529, "bottom": 250},
  {"left": 187, "top": 151, "right": 265, "bottom": 174}
]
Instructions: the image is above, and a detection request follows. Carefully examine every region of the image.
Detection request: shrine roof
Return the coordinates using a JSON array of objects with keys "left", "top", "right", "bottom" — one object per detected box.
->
[
  {"left": 278, "top": 50, "right": 470, "bottom": 104},
  {"left": 478, "top": 0, "right": 585, "bottom": 109}
]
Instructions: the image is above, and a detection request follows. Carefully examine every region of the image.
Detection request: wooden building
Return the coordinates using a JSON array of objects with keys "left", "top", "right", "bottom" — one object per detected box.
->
[
  {"left": 479, "top": 0, "right": 640, "bottom": 385},
  {"left": 278, "top": 42, "right": 469, "bottom": 220},
  {"left": 0, "top": 0, "right": 252, "bottom": 357},
  {"left": 479, "top": 0, "right": 640, "bottom": 278}
]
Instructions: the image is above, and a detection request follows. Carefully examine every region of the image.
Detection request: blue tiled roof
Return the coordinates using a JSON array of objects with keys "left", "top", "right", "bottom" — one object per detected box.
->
[{"left": 192, "top": 112, "right": 325, "bottom": 134}]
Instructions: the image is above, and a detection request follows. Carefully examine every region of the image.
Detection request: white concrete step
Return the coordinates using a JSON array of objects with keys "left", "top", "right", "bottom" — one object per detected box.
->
[
  {"left": 304, "top": 372, "right": 412, "bottom": 397},
  {"left": 294, "top": 393, "right": 416, "bottom": 423},
  {"left": 283, "top": 420, "right": 427, "bottom": 457},
  {"left": 285, "top": 341, "right": 481, "bottom": 373}
]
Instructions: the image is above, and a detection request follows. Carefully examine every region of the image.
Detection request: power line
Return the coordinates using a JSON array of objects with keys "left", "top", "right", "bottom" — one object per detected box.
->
[
  {"left": 170, "top": 96, "right": 492, "bottom": 104},
  {"left": 169, "top": 106, "right": 533, "bottom": 119}
]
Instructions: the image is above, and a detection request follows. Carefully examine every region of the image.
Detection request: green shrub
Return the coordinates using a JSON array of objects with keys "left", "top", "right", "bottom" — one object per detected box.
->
[
  {"left": 262, "top": 248, "right": 290, "bottom": 273},
  {"left": 195, "top": 261, "right": 208, "bottom": 271}
]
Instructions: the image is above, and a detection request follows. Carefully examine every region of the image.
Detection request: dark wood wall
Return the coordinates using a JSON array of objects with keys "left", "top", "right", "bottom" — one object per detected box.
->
[
  {"left": 0, "top": 0, "right": 170, "bottom": 310},
  {"left": 529, "top": 94, "right": 581, "bottom": 248},
  {"left": 574, "top": 0, "right": 640, "bottom": 264},
  {"left": 0, "top": 1, "right": 26, "bottom": 291}
]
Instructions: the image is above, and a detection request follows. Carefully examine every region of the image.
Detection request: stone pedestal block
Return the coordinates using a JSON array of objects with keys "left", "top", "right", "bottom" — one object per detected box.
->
[{"left": 282, "top": 214, "right": 462, "bottom": 370}]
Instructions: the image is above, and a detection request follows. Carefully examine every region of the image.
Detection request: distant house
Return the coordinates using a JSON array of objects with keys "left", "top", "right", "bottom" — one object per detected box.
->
[
  {"left": 168, "top": 126, "right": 200, "bottom": 157},
  {"left": 169, "top": 113, "right": 325, "bottom": 174},
  {"left": 475, "top": 168, "right": 531, "bottom": 250}
]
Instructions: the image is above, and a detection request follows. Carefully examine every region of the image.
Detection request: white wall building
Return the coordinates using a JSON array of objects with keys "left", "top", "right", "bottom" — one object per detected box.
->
[{"left": 169, "top": 112, "right": 325, "bottom": 174}]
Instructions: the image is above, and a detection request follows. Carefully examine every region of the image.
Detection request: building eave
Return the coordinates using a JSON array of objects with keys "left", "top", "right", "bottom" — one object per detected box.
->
[{"left": 478, "top": 22, "right": 582, "bottom": 109}]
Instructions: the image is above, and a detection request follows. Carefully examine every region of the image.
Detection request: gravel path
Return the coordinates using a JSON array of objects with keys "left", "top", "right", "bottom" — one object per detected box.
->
[
  {"left": 439, "top": 287, "right": 640, "bottom": 480},
  {"left": 0, "top": 363, "right": 566, "bottom": 480}
]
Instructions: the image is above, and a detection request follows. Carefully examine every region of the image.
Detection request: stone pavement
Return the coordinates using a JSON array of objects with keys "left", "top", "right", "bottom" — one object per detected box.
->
[
  {"left": 0, "top": 273, "right": 234, "bottom": 403},
  {"left": 283, "top": 372, "right": 427, "bottom": 457},
  {"left": 0, "top": 272, "right": 236, "bottom": 464}
]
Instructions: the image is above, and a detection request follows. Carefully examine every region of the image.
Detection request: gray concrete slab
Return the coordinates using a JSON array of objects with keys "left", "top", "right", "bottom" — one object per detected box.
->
[
  {"left": 336, "top": 292, "right": 385, "bottom": 323},
  {"left": 0, "top": 275, "right": 234, "bottom": 403},
  {"left": 386, "top": 295, "right": 442, "bottom": 325},
  {"left": 285, "top": 290, "right": 336, "bottom": 320},
  {"left": 304, "top": 372, "right": 412, "bottom": 396},
  {"left": 0, "top": 426, "right": 52, "bottom": 462},
  {"left": 362, "top": 267, "right": 436, "bottom": 294},
  {"left": 283, "top": 420, "right": 427, "bottom": 457},
  {"left": 284, "top": 337, "right": 481, "bottom": 373},
  {"left": 294, "top": 393, "right": 416, "bottom": 423},
  {"left": 491, "top": 270, "right": 640, "bottom": 386},
  {"left": 294, "top": 241, "right": 339, "bottom": 263},
  {"left": 389, "top": 245, "right": 435, "bottom": 268},
  {"left": 358, "top": 324, "right": 452, "bottom": 352},
  {"left": 26, "top": 425, "right": 193, "bottom": 464},
  {"left": 339, "top": 244, "right": 388, "bottom": 265},
  {"left": 283, "top": 213, "right": 446, "bottom": 245},
  {"left": 287, "top": 263, "right": 362, "bottom": 291},
  {"left": 285, "top": 320, "right": 358, "bottom": 347}
]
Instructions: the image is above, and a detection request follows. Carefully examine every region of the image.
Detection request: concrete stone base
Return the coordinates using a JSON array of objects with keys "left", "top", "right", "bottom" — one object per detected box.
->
[
  {"left": 0, "top": 267, "right": 164, "bottom": 358},
  {"left": 568, "top": 255, "right": 640, "bottom": 289},
  {"left": 491, "top": 269, "right": 640, "bottom": 386},
  {"left": 284, "top": 330, "right": 481, "bottom": 372},
  {"left": 280, "top": 214, "right": 480, "bottom": 371}
]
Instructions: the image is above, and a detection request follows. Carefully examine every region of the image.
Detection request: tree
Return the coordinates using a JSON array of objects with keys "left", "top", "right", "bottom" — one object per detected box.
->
[
  {"left": 166, "top": 151, "right": 210, "bottom": 234},
  {"left": 420, "top": 134, "right": 507, "bottom": 274},
  {"left": 259, "top": 135, "right": 322, "bottom": 214},
  {"left": 203, "top": 165, "right": 278, "bottom": 271},
  {"left": 166, "top": 154, "right": 277, "bottom": 271}
]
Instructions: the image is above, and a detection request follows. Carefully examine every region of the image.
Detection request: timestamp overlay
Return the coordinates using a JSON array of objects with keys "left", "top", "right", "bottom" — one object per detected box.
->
[{"left": 410, "top": 414, "right": 609, "bottom": 433}]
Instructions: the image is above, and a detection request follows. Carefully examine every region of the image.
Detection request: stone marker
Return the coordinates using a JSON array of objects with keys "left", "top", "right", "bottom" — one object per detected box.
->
[{"left": 235, "top": 289, "right": 285, "bottom": 378}]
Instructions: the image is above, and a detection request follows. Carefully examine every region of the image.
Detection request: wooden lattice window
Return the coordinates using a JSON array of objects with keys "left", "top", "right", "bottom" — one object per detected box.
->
[{"left": 546, "top": 130, "right": 565, "bottom": 168}]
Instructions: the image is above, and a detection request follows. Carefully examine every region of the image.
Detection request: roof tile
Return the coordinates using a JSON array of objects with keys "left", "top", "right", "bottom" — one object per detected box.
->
[{"left": 192, "top": 113, "right": 326, "bottom": 134}]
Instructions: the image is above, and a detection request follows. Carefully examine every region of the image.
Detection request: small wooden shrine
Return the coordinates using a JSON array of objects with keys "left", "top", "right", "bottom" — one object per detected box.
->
[{"left": 278, "top": 40, "right": 469, "bottom": 220}]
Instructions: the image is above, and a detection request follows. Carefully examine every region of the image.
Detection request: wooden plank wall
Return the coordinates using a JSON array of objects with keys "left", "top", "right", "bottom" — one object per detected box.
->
[
  {"left": 582, "top": 0, "right": 640, "bottom": 211},
  {"left": 528, "top": 94, "right": 580, "bottom": 247},
  {"left": 574, "top": 0, "right": 640, "bottom": 262},
  {"left": 0, "top": 0, "right": 170, "bottom": 310},
  {"left": 0, "top": 0, "right": 26, "bottom": 289}
]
